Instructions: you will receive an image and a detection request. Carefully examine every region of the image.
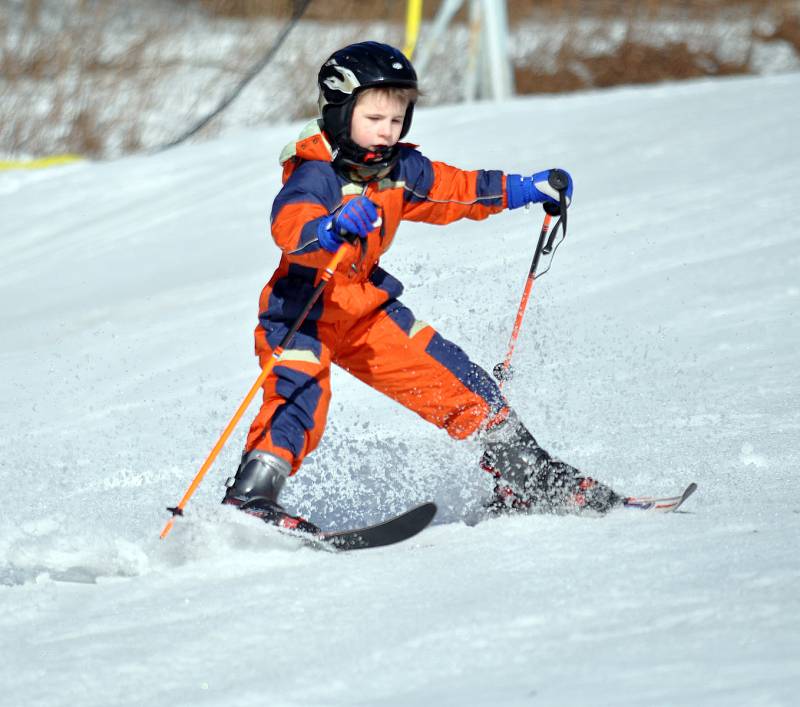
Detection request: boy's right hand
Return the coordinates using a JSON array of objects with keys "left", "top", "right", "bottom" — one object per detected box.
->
[
  {"left": 317, "top": 196, "right": 380, "bottom": 252},
  {"left": 506, "top": 169, "right": 573, "bottom": 210}
]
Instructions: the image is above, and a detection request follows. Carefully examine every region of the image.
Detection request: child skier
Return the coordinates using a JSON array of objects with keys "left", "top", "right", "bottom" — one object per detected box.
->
[{"left": 222, "top": 41, "right": 620, "bottom": 531}]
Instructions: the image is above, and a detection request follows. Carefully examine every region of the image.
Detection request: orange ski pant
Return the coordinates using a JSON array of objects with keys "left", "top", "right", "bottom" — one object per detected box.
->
[{"left": 245, "top": 299, "right": 508, "bottom": 473}]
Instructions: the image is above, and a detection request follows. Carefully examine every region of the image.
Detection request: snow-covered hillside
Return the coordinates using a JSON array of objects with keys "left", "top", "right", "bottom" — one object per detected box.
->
[{"left": 1, "top": 73, "right": 799, "bottom": 706}]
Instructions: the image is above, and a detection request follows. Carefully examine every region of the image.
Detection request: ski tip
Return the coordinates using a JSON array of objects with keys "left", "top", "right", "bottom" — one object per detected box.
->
[
  {"left": 415, "top": 501, "right": 438, "bottom": 523},
  {"left": 316, "top": 501, "right": 439, "bottom": 552},
  {"left": 622, "top": 482, "right": 698, "bottom": 513},
  {"left": 680, "top": 482, "right": 698, "bottom": 503},
  {"left": 388, "top": 501, "right": 437, "bottom": 533},
  {"left": 667, "top": 482, "right": 698, "bottom": 513}
]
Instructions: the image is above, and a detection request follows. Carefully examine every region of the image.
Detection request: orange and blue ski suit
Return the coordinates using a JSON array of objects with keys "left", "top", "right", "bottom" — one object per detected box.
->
[{"left": 245, "top": 121, "right": 511, "bottom": 472}]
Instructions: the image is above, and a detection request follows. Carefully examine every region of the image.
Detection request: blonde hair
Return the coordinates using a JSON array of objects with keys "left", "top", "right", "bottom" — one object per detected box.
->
[{"left": 355, "top": 86, "right": 419, "bottom": 106}]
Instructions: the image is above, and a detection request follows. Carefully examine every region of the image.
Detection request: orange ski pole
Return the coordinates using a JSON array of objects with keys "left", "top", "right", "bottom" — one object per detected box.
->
[
  {"left": 160, "top": 244, "right": 353, "bottom": 539},
  {"left": 493, "top": 210, "right": 553, "bottom": 390},
  {"left": 493, "top": 170, "right": 570, "bottom": 388}
]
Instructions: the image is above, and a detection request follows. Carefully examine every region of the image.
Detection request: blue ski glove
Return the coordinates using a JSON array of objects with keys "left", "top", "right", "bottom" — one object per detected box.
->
[
  {"left": 506, "top": 169, "right": 573, "bottom": 210},
  {"left": 317, "top": 196, "right": 380, "bottom": 252}
]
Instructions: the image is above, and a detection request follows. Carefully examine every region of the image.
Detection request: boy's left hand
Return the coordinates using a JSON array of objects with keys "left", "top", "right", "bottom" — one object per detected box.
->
[{"left": 506, "top": 169, "right": 573, "bottom": 210}]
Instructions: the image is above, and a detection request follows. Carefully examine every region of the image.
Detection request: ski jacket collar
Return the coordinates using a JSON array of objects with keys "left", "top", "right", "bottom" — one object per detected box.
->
[{"left": 279, "top": 120, "right": 333, "bottom": 183}]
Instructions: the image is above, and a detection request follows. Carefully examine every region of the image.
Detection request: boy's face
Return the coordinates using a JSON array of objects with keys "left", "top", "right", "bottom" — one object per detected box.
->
[{"left": 350, "top": 90, "right": 408, "bottom": 152}]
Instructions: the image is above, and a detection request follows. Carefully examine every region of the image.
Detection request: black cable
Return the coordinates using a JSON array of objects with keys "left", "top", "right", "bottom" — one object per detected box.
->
[{"left": 156, "top": 0, "right": 313, "bottom": 152}]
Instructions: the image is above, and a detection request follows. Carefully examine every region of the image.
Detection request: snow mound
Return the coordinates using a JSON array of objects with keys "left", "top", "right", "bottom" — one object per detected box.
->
[{"left": 1, "top": 518, "right": 149, "bottom": 586}]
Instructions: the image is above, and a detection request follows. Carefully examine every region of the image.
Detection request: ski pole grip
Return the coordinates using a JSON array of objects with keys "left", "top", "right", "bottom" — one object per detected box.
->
[
  {"left": 542, "top": 169, "right": 570, "bottom": 217},
  {"left": 548, "top": 169, "right": 569, "bottom": 192}
]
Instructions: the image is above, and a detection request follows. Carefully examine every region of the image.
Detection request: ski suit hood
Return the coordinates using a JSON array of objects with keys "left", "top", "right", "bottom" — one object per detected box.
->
[{"left": 278, "top": 120, "right": 334, "bottom": 183}]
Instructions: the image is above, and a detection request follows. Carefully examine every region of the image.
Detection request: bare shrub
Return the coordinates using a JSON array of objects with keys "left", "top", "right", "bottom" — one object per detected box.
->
[
  {"left": 68, "top": 109, "right": 104, "bottom": 156},
  {"left": 513, "top": 0, "right": 768, "bottom": 93},
  {"left": 194, "top": 0, "right": 411, "bottom": 21},
  {"left": 758, "top": 7, "right": 800, "bottom": 52},
  {"left": 197, "top": 0, "right": 292, "bottom": 16},
  {"left": 591, "top": 40, "right": 749, "bottom": 86},
  {"left": 0, "top": 0, "right": 266, "bottom": 158},
  {"left": 0, "top": 0, "right": 796, "bottom": 159}
]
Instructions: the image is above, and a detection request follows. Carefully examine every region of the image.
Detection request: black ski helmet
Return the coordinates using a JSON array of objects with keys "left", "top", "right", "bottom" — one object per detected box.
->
[{"left": 318, "top": 41, "right": 418, "bottom": 179}]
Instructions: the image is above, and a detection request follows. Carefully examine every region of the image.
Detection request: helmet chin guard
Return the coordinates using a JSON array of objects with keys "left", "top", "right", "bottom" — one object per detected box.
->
[{"left": 331, "top": 140, "right": 400, "bottom": 183}]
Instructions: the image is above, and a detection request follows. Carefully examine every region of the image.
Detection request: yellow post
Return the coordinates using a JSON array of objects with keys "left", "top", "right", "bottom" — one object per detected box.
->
[
  {"left": 0, "top": 154, "right": 84, "bottom": 170},
  {"left": 403, "top": 0, "right": 424, "bottom": 60}
]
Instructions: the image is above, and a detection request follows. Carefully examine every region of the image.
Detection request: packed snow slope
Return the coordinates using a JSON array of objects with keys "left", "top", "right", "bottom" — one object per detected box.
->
[{"left": 1, "top": 73, "right": 799, "bottom": 706}]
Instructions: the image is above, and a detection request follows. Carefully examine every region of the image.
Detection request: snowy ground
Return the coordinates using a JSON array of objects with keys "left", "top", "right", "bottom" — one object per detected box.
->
[{"left": 1, "top": 73, "right": 799, "bottom": 706}]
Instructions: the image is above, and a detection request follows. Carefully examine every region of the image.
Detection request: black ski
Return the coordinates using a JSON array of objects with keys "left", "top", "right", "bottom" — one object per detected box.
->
[{"left": 308, "top": 502, "right": 437, "bottom": 552}]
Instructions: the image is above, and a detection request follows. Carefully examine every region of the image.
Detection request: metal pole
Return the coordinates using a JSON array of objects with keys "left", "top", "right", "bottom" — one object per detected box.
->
[{"left": 481, "top": 0, "right": 514, "bottom": 100}]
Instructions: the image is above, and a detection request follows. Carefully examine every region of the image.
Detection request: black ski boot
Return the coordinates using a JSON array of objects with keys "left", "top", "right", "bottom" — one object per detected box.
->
[
  {"left": 222, "top": 450, "right": 320, "bottom": 534},
  {"left": 480, "top": 412, "right": 622, "bottom": 515}
]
